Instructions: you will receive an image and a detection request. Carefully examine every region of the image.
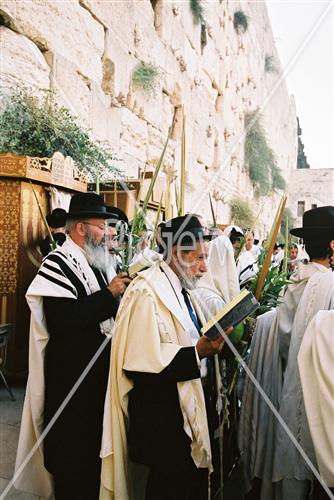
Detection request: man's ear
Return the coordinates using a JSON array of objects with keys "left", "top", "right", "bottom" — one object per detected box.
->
[
  {"left": 329, "top": 239, "right": 334, "bottom": 254},
  {"left": 76, "top": 222, "right": 86, "bottom": 237}
]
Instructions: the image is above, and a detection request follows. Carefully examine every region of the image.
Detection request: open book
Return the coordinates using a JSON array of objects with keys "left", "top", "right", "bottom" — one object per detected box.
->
[{"left": 201, "top": 289, "right": 259, "bottom": 340}]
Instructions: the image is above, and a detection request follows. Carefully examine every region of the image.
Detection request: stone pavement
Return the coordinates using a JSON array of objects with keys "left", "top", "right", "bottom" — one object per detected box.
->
[
  {"left": 0, "top": 382, "right": 246, "bottom": 500},
  {"left": 0, "top": 382, "right": 42, "bottom": 500}
]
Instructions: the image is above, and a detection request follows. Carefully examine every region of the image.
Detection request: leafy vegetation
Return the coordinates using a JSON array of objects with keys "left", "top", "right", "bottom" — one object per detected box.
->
[
  {"left": 0, "top": 86, "right": 120, "bottom": 180},
  {"left": 264, "top": 54, "right": 278, "bottom": 73},
  {"left": 297, "top": 117, "right": 310, "bottom": 168},
  {"left": 233, "top": 10, "right": 249, "bottom": 33},
  {"left": 230, "top": 197, "right": 255, "bottom": 230},
  {"left": 245, "top": 111, "right": 286, "bottom": 195},
  {"left": 190, "top": 0, "right": 204, "bottom": 24},
  {"left": 249, "top": 251, "right": 290, "bottom": 315},
  {"left": 132, "top": 62, "right": 160, "bottom": 96}
]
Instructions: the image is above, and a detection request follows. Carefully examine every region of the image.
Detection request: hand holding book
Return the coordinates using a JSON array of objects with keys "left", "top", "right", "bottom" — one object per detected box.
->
[
  {"left": 201, "top": 289, "right": 259, "bottom": 341},
  {"left": 196, "top": 326, "right": 233, "bottom": 358}
]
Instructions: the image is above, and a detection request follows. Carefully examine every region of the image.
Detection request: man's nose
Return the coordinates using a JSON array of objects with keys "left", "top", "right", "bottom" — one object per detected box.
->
[{"left": 199, "top": 261, "right": 208, "bottom": 273}]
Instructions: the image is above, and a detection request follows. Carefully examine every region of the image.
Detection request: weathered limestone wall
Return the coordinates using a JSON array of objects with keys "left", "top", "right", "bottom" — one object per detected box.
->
[
  {"left": 0, "top": 0, "right": 298, "bottom": 237},
  {"left": 287, "top": 168, "right": 334, "bottom": 228}
]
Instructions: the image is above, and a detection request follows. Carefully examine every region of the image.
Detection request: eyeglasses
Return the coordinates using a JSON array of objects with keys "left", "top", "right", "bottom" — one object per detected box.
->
[{"left": 82, "top": 221, "right": 106, "bottom": 231}]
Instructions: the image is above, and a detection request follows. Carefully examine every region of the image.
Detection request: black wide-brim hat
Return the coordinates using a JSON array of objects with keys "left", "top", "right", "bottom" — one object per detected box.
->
[
  {"left": 290, "top": 205, "right": 334, "bottom": 238},
  {"left": 67, "top": 192, "right": 110, "bottom": 219},
  {"left": 161, "top": 215, "right": 212, "bottom": 249},
  {"left": 46, "top": 208, "right": 67, "bottom": 228},
  {"left": 106, "top": 206, "right": 129, "bottom": 226}
]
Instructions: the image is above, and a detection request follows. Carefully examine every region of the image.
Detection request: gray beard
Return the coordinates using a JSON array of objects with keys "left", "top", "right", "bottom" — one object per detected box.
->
[
  {"left": 84, "top": 241, "right": 112, "bottom": 274},
  {"left": 178, "top": 273, "right": 199, "bottom": 290}
]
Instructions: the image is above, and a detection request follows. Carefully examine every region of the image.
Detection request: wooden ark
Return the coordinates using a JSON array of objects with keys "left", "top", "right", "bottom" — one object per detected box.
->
[{"left": 0, "top": 153, "right": 87, "bottom": 376}]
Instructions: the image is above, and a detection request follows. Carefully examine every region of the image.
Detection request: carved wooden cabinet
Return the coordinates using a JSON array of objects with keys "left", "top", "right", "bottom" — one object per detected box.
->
[{"left": 0, "top": 153, "right": 86, "bottom": 376}]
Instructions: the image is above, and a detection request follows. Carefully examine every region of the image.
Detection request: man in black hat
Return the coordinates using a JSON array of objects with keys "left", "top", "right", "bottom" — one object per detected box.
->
[
  {"left": 100, "top": 215, "right": 232, "bottom": 500},
  {"left": 15, "top": 193, "right": 131, "bottom": 500},
  {"left": 39, "top": 208, "right": 67, "bottom": 257}
]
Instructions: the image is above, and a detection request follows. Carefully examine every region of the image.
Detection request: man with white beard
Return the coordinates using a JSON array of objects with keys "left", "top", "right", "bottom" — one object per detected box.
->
[
  {"left": 14, "top": 193, "right": 131, "bottom": 500},
  {"left": 100, "top": 215, "right": 233, "bottom": 500}
]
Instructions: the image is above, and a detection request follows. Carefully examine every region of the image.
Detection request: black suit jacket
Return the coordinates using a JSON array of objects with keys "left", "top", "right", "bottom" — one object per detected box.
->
[
  {"left": 42, "top": 260, "right": 118, "bottom": 475},
  {"left": 126, "top": 346, "right": 201, "bottom": 471}
]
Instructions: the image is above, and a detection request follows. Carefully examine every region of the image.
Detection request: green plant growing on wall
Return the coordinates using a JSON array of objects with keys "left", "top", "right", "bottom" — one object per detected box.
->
[
  {"left": 271, "top": 163, "right": 286, "bottom": 191},
  {"left": 230, "top": 197, "right": 255, "bottom": 230},
  {"left": 265, "top": 54, "right": 278, "bottom": 73},
  {"left": 132, "top": 62, "right": 160, "bottom": 96},
  {"left": 0, "top": 86, "right": 121, "bottom": 180},
  {"left": 233, "top": 10, "right": 249, "bottom": 33},
  {"left": 297, "top": 117, "right": 310, "bottom": 168},
  {"left": 189, "top": 0, "right": 207, "bottom": 52},
  {"left": 245, "top": 111, "right": 286, "bottom": 195},
  {"left": 190, "top": 0, "right": 204, "bottom": 25}
]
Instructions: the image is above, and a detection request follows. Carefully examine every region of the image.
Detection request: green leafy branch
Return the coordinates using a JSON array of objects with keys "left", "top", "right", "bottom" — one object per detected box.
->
[{"left": 0, "top": 86, "right": 122, "bottom": 181}]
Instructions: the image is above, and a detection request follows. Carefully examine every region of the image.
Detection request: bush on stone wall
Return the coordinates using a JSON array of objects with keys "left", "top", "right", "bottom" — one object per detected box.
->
[
  {"left": 233, "top": 10, "right": 249, "bottom": 34},
  {"left": 245, "top": 110, "right": 286, "bottom": 195},
  {"left": 0, "top": 86, "right": 121, "bottom": 180},
  {"left": 190, "top": 0, "right": 204, "bottom": 25},
  {"left": 264, "top": 54, "right": 278, "bottom": 74},
  {"left": 132, "top": 62, "right": 159, "bottom": 96},
  {"left": 230, "top": 197, "right": 255, "bottom": 229}
]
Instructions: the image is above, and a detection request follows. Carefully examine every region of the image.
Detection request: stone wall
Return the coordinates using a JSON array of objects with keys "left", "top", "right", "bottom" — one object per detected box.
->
[
  {"left": 0, "top": 0, "right": 298, "bottom": 237},
  {"left": 287, "top": 168, "right": 334, "bottom": 228}
]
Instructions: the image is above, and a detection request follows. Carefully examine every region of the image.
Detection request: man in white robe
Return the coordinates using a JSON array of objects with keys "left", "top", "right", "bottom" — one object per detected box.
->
[
  {"left": 239, "top": 205, "right": 334, "bottom": 500},
  {"left": 100, "top": 215, "right": 232, "bottom": 500},
  {"left": 298, "top": 310, "right": 334, "bottom": 490}
]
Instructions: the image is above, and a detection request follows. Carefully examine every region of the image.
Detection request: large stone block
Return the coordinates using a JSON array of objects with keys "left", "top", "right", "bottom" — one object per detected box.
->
[
  {"left": 44, "top": 51, "right": 92, "bottom": 127},
  {"left": 79, "top": 0, "right": 135, "bottom": 52},
  {"left": 0, "top": 0, "right": 104, "bottom": 81},
  {"left": 104, "top": 29, "right": 134, "bottom": 99},
  {"left": 0, "top": 26, "right": 50, "bottom": 89}
]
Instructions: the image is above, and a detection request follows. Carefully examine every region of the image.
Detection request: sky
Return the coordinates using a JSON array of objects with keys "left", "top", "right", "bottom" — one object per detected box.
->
[{"left": 267, "top": 0, "right": 333, "bottom": 169}]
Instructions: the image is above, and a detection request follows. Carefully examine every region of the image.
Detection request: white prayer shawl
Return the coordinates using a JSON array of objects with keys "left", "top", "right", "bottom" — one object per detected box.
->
[
  {"left": 100, "top": 262, "right": 212, "bottom": 500},
  {"left": 222, "top": 225, "right": 244, "bottom": 238},
  {"left": 275, "top": 267, "right": 334, "bottom": 481},
  {"left": 238, "top": 261, "right": 328, "bottom": 496},
  {"left": 204, "top": 235, "right": 240, "bottom": 304},
  {"left": 236, "top": 249, "right": 258, "bottom": 282},
  {"left": 128, "top": 247, "right": 163, "bottom": 268},
  {"left": 298, "top": 310, "right": 334, "bottom": 487},
  {"left": 14, "top": 238, "right": 114, "bottom": 498}
]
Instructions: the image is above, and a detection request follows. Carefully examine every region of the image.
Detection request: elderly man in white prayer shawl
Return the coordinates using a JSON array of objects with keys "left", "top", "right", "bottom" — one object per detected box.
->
[
  {"left": 192, "top": 234, "right": 240, "bottom": 321},
  {"left": 14, "top": 193, "right": 131, "bottom": 500},
  {"left": 238, "top": 206, "right": 334, "bottom": 500},
  {"left": 100, "top": 215, "right": 233, "bottom": 500},
  {"left": 298, "top": 310, "right": 334, "bottom": 492}
]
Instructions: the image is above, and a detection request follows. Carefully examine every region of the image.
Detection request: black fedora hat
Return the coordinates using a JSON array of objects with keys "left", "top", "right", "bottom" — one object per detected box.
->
[
  {"left": 290, "top": 206, "right": 334, "bottom": 238},
  {"left": 106, "top": 206, "right": 129, "bottom": 226},
  {"left": 46, "top": 208, "right": 67, "bottom": 228},
  {"left": 161, "top": 215, "right": 212, "bottom": 249},
  {"left": 67, "top": 192, "right": 110, "bottom": 220}
]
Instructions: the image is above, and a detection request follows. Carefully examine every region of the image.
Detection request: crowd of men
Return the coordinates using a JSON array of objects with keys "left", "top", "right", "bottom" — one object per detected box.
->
[{"left": 13, "top": 192, "right": 334, "bottom": 500}]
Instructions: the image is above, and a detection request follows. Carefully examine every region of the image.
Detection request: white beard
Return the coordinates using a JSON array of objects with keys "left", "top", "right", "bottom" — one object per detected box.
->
[
  {"left": 84, "top": 239, "right": 114, "bottom": 274},
  {"left": 179, "top": 274, "right": 199, "bottom": 290}
]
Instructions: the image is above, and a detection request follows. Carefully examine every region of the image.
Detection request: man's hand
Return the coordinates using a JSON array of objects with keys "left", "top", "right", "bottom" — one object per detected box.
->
[
  {"left": 196, "top": 326, "right": 233, "bottom": 359},
  {"left": 108, "top": 272, "right": 131, "bottom": 297}
]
